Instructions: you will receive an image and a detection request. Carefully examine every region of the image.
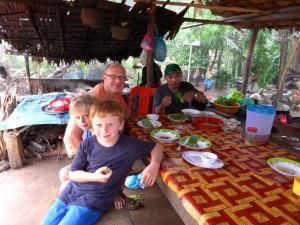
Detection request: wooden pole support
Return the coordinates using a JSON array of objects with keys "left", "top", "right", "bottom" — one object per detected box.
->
[{"left": 4, "top": 130, "right": 25, "bottom": 169}]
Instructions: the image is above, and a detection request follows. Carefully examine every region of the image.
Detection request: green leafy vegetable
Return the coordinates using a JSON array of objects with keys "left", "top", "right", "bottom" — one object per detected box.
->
[
  {"left": 187, "top": 135, "right": 200, "bottom": 147},
  {"left": 214, "top": 96, "right": 232, "bottom": 106},
  {"left": 141, "top": 118, "right": 154, "bottom": 128},
  {"left": 227, "top": 91, "right": 244, "bottom": 102},
  {"left": 129, "top": 194, "right": 143, "bottom": 201},
  {"left": 106, "top": 167, "right": 111, "bottom": 173}
]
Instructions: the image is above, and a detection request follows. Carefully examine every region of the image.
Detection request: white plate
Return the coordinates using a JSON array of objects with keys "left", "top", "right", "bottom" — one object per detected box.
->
[
  {"left": 150, "top": 129, "right": 180, "bottom": 143},
  {"left": 181, "top": 109, "right": 202, "bottom": 117},
  {"left": 267, "top": 157, "right": 300, "bottom": 177},
  {"left": 179, "top": 136, "right": 211, "bottom": 150},
  {"left": 137, "top": 120, "right": 162, "bottom": 129},
  {"left": 167, "top": 113, "right": 190, "bottom": 122},
  {"left": 182, "top": 151, "right": 224, "bottom": 169},
  {"left": 40, "top": 104, "right": 68, "bottom": 114}
]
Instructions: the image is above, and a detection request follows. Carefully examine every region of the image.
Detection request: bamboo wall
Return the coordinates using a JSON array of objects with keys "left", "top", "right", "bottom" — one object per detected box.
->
[{"left": 29, "top": 78, "right": 102, "bottom": 94}]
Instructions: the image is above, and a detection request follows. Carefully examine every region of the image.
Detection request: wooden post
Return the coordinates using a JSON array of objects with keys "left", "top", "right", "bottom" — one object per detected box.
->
[
  {"left": 4, "top": 130, "right": 25, "bottom": 169},
  {"left": 25, "top": 55, "right": 32, "bottom": 94},
  {"left": 276, "top": 38, "right": 300, "bottom": 101},
  {"left": 241, "top": 28, "right": 259, "bottom": 95},
  {"left": 146, "top": 6, "right": 156, "bottom": 87}
]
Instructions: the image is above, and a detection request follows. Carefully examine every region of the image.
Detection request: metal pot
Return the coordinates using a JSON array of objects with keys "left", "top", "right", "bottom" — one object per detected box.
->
[{"left": 271, "top": 101, "right": 290, "bottom": 115}]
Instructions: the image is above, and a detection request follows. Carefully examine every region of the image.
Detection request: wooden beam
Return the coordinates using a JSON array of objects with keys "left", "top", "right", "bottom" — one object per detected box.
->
[
  {"left": 152, "top": 1, "right": 262, "bottom": 13},
  {"left": 0, "top": 0, "right": 71, "bottom": 9},
  {"left": 182, "top": 18, "right": 233, "bottom": 28},
  {"left": 223, "top": 6, "right": 300, "bottom": 23}
]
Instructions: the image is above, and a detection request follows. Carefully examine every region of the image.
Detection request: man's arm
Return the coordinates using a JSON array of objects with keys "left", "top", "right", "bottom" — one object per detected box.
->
[{"left": 63, "top": 117, "right": 84, "bottom": 156}]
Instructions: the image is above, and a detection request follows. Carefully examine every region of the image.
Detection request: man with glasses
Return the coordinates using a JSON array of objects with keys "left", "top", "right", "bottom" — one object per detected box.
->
[{"left": 64, "top": 63, "right": 130, "bottom": 158}]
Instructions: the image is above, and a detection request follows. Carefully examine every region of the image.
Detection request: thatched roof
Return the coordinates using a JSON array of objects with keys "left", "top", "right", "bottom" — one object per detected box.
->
[
  {"left": 0, "top": 0, "right": 300, "bottom": 64},
  {"left": 0, "top": 0, "right": 185, "bottom": 64},
  {"left": 206, "top": 0, "right": 300, "bottom": 30}
]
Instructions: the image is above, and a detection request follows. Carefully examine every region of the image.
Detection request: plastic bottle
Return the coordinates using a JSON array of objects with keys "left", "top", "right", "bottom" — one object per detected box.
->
[{"left": 245, "top": 127, "right": 257, "bottom": 146}]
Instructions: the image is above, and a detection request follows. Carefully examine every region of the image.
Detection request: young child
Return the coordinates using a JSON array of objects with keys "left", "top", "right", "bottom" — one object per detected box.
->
[
  {"left": 42, "top": 100, "right": 163, "bottom": 225},
  {"left": 59, "top": 92, "right": 97, "bottom": 189}
]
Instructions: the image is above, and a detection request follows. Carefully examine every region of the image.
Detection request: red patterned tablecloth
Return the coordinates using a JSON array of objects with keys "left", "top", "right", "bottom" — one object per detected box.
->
[{"left": 126, "top": 114, "right": 300, "bottom": 225}]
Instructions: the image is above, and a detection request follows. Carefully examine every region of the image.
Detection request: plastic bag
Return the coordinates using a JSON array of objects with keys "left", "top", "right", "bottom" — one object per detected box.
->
[
  {"left": 140, "top": 26, "right": 153, "bottom": 51},
  {"left": 153, "top": 36, "right": 167, "bottom": 62}
]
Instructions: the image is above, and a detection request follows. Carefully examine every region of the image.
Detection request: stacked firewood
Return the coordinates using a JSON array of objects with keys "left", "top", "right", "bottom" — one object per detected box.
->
[{"left": 0, "top": 90, "right": 17, "bottom": 160}]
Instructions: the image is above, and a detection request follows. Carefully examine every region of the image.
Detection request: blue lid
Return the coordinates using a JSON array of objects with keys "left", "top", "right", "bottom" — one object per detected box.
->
[{"left": 247, "top": 104, "right": 276, "bottom": 114}]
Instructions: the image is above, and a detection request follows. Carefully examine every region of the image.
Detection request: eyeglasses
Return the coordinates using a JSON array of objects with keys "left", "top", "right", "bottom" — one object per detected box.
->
[{"left": 105, "top": 74, "right": 127, "bottom": 81}]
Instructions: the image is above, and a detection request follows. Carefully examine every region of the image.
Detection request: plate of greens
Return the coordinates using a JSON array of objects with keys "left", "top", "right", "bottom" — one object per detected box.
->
[
  {"left": 150, "top": 129, "right": 180, "bottom": 143},
  {"left": 167, "top": 113, "right": 191, "bottom": 122},
  {"left": 267, "top": 157, "right": 300, "bottom": 177},
  {"left": 137, "top": 118, "right": 162, "bottom": 129},
  {"left": 179, "top": 135, "right": 211, "bottom": 150}
]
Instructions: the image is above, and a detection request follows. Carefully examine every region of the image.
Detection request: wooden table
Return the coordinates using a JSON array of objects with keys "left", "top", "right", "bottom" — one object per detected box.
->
[{"left": 126, "top": 114, "right": 300, "bottom": 225}]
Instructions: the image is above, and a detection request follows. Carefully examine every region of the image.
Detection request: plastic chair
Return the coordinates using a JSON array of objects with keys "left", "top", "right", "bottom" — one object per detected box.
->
[{"left": 129, "top": 86, "right": 155, "bottom": 115}]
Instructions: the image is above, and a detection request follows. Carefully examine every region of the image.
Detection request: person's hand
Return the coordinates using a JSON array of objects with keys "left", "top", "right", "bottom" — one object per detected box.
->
[
  {"left": 182, "top": 91, "right": 195, "bottom": 103},
  {"left": 93, "top": 166, "right": 112, "bottom": 183},
  {"left": 195, "top": 92, "right": 207, "bottom": 103},
  {"left": 161, "top": 96, "right": 172, "bottom": 108},
  {"left": 139, "top": 164, "right": 159, "bottom": 188},
  {"left": 114, "top": 195, "right": 125, "bottom": 209}
]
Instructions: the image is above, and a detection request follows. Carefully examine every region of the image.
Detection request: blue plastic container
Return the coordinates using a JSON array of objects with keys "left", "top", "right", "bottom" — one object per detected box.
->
[{"left": 245, "top": 104, "right": 276, "bottom": 143}]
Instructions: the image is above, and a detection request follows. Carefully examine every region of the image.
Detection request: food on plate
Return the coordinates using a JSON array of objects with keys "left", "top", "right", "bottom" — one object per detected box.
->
[
  {"left": 187, "top": 134, "right": 201, "bottom": 147},
  {"left": 180, "top": 135, "right": 211, "bottom": 149},
  {"left": 168, "top": 113, "right": 190, "bottom": 121},
  {"left": 141, "top": 118, "right": 154, "bottom": 128}
]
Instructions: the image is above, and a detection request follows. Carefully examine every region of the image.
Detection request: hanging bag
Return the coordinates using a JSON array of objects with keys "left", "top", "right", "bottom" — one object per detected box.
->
[
  {"left": 153, "top": 25, "right": 167, "bottom": 62},
  {"left": 154, "top": 36, "right": 167, "bottom": 62},
  {"left": 140, "top": 25, "right": 153, "bottom": 51}
]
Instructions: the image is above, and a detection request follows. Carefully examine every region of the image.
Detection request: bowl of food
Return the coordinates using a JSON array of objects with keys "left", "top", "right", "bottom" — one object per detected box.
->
[
  {"left": 147, "top": 114, "right": 159, "bottom": 121},
  {"left": 150, "top": 129, "right": 180, "bottom": 143},
  {"left": 226, "top": 118, "right": 241, "bottom": 130},
  {"left": 192, "top": 117, "right": 225, "bottom": 131},
  {"left": 49, "top": 98, "right": 71, "bottom": 112},
  {"left": 200, "top": 152, "right": 218, "bottom": 165},
  {"left": 214, "top": 102, "right": 240, "bottom": 115}
]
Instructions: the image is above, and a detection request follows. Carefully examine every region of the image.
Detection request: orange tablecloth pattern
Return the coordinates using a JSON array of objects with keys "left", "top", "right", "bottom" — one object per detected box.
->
[{"left": 126, "top": 115, "right": 300, "bottom": 225}]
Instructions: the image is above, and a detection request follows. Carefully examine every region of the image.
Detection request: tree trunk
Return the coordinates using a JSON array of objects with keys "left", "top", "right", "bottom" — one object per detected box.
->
[
  {"left": 241, "top": 28, "right": 259, "bottom": 95},
  {"left": 232, "top": 59, "right": 237, "bottom": 78},
  {"left": 279, "top": 30, "right": 289, "bottom": 79},
  {"left": 276, "top": 38, "right": 300, "bottom": 101}
]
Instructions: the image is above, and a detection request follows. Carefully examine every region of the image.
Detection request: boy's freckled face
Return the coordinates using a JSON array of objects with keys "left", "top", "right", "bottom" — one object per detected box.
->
[
  {"left": 92, "top": 114, "right": 124, "bottom": 146},
  {"left": 72, "top": 108, "right": 91, "bottom": 131}
]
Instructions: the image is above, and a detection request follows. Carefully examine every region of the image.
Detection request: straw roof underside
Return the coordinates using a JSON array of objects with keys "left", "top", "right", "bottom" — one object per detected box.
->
[{"left": 0, "top": 0, "right": 300, "bottom": 64}]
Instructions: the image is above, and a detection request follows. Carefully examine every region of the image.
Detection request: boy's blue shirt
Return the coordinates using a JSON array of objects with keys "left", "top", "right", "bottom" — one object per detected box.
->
[{"left": 59, "top": 134, "right": 155, "bottom": 211}]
